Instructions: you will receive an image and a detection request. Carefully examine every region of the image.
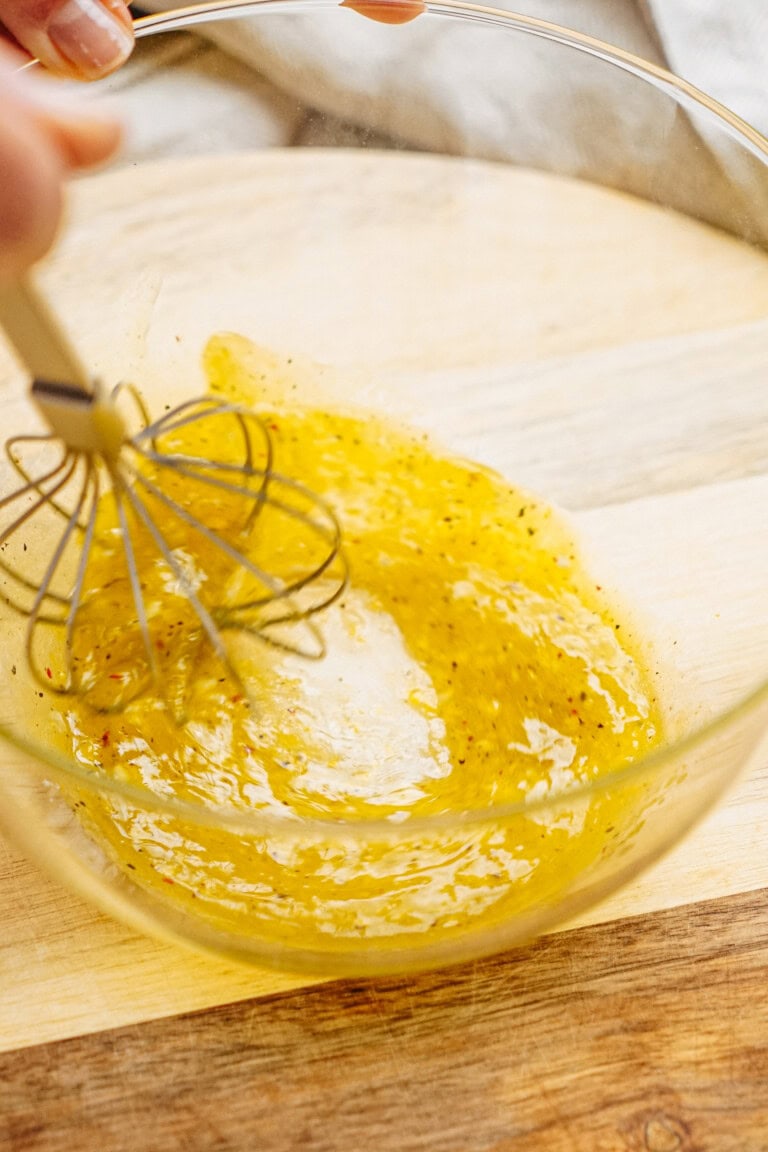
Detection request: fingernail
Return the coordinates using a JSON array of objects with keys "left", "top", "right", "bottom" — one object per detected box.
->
[
  {"left": 48, "top": 0, "right": 134, "bottom": 78},
  {"left": 103, "top": 0, "right": 135, "bottom": 35}
]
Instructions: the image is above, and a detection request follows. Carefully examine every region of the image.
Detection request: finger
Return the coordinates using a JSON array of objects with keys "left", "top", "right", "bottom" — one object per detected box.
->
[
  {"left": 5, "top": 80, "right": 121, "bottom": 168},
  {"left": 0, "top": 0, "right": 133, "bottom": 80},
  {"left": 0, "top": 103, "right": 62, "bottom": 278},
  {"left": 25, "top": 94, "right": 121, "bottom": 169},
  {"left": 0, "top": 46, "right": 122, "bottom": 277},
  {"left": 340, "top": 0, "right": 425, "bottom": 24},
  {"left": 0, "top": 18, "right": 32, "bottom": 60},
  {"left": 0, "top": 43, "right": 121, "bottom": 168}
]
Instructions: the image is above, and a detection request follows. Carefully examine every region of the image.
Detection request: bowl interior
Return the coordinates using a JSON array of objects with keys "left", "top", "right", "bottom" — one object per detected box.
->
[{"left": 1, "top": 3, "right": 768, "bottom": 972}]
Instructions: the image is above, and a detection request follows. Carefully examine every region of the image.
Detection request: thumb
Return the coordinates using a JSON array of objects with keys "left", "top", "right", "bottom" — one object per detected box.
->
[{"left": 0, "top": 0, "right": 133, "bottom": 80}]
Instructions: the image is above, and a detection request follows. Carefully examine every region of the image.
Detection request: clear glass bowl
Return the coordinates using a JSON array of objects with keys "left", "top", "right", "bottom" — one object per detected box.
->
[{"left": 1, "top": 0, "right": 767, "bottom": 975}]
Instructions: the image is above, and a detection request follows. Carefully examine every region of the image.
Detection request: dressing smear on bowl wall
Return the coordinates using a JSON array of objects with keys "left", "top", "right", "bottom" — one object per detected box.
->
[{"left": 39, "top": 334, "right": 664, "bottom": 958}]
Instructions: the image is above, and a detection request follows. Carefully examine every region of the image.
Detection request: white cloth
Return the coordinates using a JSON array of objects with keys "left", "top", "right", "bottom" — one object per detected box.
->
[
  {"left": 647, "top": 0, "right": 768, "bottom": 134},
  {"left": 128, "top": 0, "right": 768, "bottom": 239}
]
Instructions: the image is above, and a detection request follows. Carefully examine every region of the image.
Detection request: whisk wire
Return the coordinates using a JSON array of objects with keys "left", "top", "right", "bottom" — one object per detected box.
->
[
  {"left": 119, "top": 472, "right": 232, "bottom": 667},
  {"left": 1, "top": 443, "right": 73, "bottom": 517},
  {"left": 132, "top": 452, "right": 343, "bottom": 597},
  {"left": 111, "top": 479, "right": 163, "bottom": 698},
  {"left": 1, "top": 382, "right": 346, "bottom": 712},
  {"left": 0, "top": 452, "right": 81, "bottom": 607},
  {"left": 5, "top": 435, "right": 95, "bottom": 535},
  {"left": 125, "top": 459, "right": 286, "bottom": 599},
  {"left": 25, "top": 461, "right": 97, "bottom": 692},
  {"left": 134, "top": 396, "right": 273, "bottom": 522},
  {"left": 63, "top": 463, "right": 100, "bottom": 659}
]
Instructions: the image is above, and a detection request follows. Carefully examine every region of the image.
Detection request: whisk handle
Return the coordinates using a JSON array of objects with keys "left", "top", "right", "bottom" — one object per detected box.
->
[{"left": 0, "top": 276, "right": 92, "bottom": 396}]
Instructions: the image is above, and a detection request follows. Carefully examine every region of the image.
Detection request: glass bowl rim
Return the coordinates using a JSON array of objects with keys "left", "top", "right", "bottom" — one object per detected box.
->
[
  {"left": 6, "top": 679, "right": 768, "bottom": 836},
  {"left": 6, "top": 0, "right": 768, "bottom": 834},
  {"left": 136, "top": 0, "right": 768, "bottom": 165}
]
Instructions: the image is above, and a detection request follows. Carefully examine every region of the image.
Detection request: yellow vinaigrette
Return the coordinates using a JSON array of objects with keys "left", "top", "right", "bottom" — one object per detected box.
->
[{"left": 54, "top": 334, "right": 663, "bottom": 952}]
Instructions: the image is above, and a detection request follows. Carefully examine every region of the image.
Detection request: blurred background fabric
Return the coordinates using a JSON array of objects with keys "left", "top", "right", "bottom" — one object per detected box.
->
[{"left": 109, "top": 0, "right": 768, "bottom": 240}]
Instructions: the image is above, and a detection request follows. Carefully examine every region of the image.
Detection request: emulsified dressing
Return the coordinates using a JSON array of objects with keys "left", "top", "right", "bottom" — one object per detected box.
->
[{"left": 49, "top": 334, "right": 663, "bottom": 953}]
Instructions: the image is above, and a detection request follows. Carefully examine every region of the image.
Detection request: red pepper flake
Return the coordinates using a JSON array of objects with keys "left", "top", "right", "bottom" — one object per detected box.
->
[
  {"left": 45, "top": 666, "right": 52, "bottom": 679},
  {"left": 162, "top": 877, "right": 174, "bottom": 885},
  {"left": 109, "top": 673, "right": 124, "bottom": 680},
  {"left": 269, "top": 422, "right": 279, "bottom": 432},
  {"left": 101, "top": 730, "right": 110, "bottom": 747},
  {"left": 231, "top": 694, "right": 243, "bottom": 704}
]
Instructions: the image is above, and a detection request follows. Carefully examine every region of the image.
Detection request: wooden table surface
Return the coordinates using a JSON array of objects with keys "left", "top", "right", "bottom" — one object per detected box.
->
[
  {"left": 2, "top": 153, "right": 768, "bottom": 1151},
  {"left": 1, "top": 877, "right": 767, "bottom": 1152}
]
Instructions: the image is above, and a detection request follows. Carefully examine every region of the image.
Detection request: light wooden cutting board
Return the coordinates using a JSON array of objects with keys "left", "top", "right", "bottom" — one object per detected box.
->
[{"left": 1, "top": 152, "right": 767, "bottom": 1058}]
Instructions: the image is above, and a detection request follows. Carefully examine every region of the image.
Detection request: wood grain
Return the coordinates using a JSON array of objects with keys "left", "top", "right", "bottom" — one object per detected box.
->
[
  {"left": 0, "top": 837, "right": 319, "bottom": 1055},
  {"left": 0, "top": 747, "right": 766, "bottom": 1055},
  {"left": 31, "top": 151, "right": 768, "bottom": 389},
  {"left": 2, "top": 888, "right": 767, "bottom": 1152}
]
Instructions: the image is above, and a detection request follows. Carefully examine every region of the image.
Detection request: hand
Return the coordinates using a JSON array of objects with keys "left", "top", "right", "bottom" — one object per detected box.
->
[
  {"left": 0, "top": 43, "right": 121, "bottom": 278},
  {"left": 0, "top": 0, "right": 133, "bottom": 79}
]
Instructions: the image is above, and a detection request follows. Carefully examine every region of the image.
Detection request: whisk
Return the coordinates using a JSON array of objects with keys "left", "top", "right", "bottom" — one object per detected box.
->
[{"left": 0, "top": 278, "right": 347, "bottom": 717}]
